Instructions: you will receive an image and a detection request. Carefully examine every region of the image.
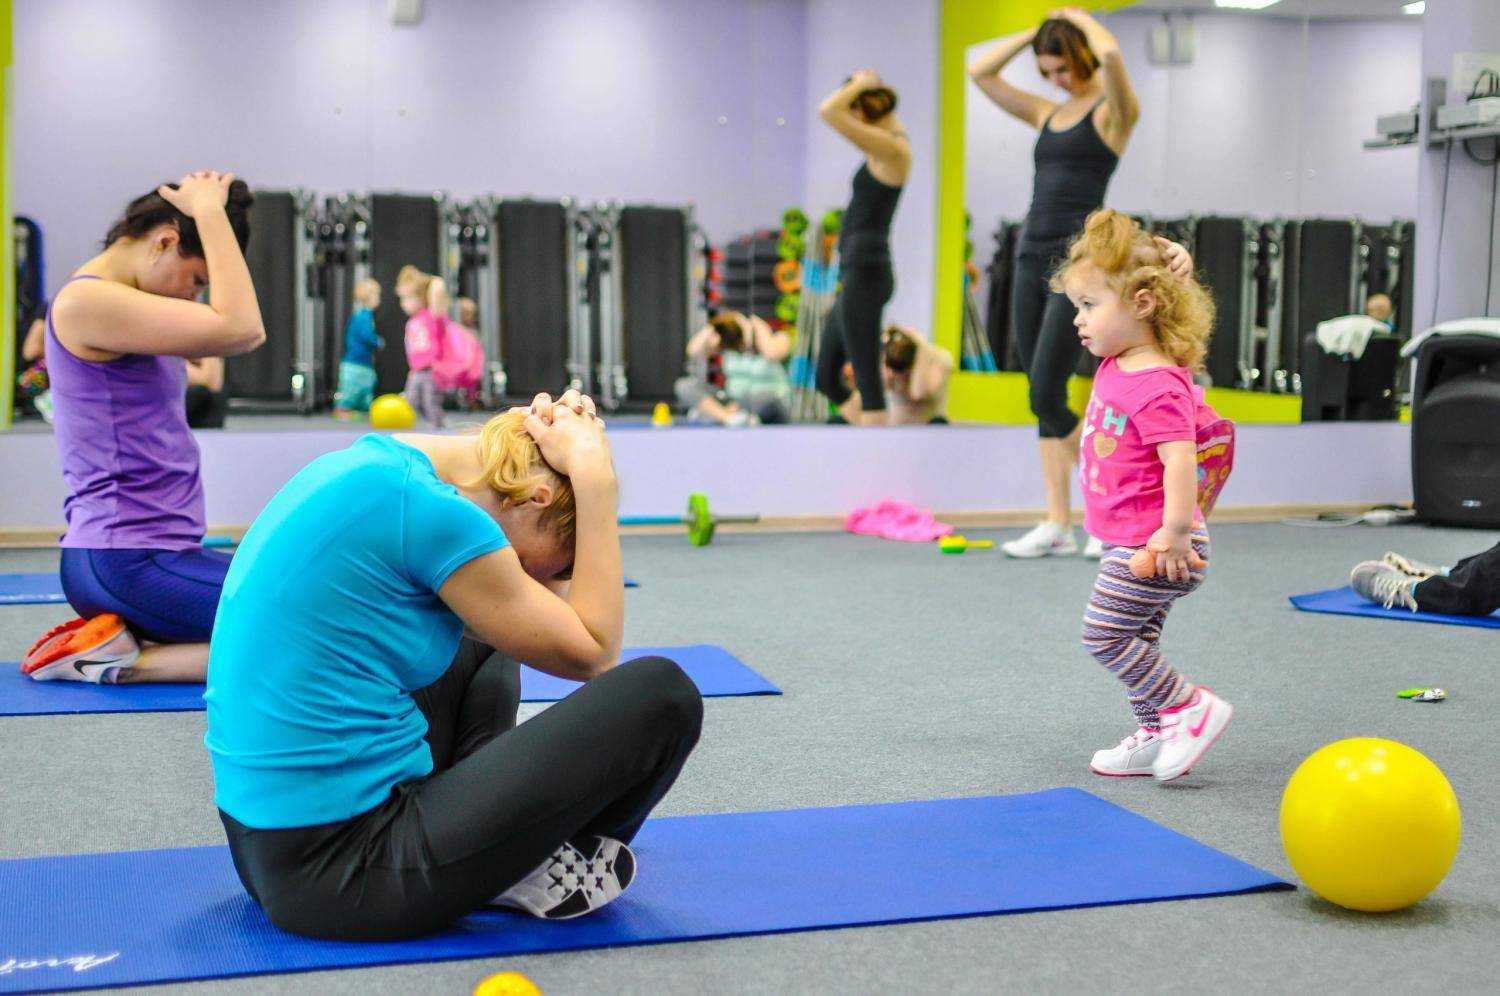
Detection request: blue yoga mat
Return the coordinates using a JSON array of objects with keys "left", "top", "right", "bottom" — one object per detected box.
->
[
  {"left": 0, "top": 788, "right": 1289, "bottom": 993},
  {"left": 1290, "top": 586, "right": 1500, "bottom": 629},
  {"left": 0, "top": 645, "right": 777, "bottom": 717},
  {"left": 0, "top": 573, "right": 639, "bottom": 606},
  {"left": 0, "top": 574, "right": 67, "bottom": 606}
]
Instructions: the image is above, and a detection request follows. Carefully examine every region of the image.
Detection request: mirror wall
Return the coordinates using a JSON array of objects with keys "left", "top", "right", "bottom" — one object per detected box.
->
[
  {"left": 10, "top": 0, "right": 806, "bottom": 422},
  {"left": 964, "top": 0, "right": 1422, "bottom": 412}
]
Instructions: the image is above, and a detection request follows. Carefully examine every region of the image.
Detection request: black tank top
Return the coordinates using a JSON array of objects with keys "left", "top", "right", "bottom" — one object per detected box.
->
[
  {"left": 840, "top": 163, "right": 903, "bottom": 261},
  {"left": 1022, "top": 100, "right": 1119, "bottom": 248}
]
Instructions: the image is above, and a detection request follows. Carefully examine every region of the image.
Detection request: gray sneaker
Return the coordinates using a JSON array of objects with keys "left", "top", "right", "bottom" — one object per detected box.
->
[
  {"left": 1350, "top": 560, "right": 1422, "bottom": 612},
  {"left": 490, "top": 835, "right": 636, "bottom": 920},
  {"left": 1382, "top": 551, "right": 1446, "bottom": 579}
]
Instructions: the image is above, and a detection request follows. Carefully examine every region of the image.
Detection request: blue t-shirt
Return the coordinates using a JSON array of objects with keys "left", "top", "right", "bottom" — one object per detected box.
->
[
  {"left": 205, "top": 434, "right": 508, "bottom": 829},
  {"left": 343, "top": 307, "right": 379, "bottom": 367}
]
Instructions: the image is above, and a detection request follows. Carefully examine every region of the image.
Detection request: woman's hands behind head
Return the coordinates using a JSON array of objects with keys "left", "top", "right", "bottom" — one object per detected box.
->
[
  {"left": 521, "top": 390, "right": 613, "bottom": 482},
  {"left": 156, "top": 171, "right": 235, "bottom": 219}
]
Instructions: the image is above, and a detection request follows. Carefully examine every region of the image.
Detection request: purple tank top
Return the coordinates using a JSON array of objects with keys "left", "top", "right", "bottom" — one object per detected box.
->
[{"left": 45, "top": 275, "right": 206, "bottom": 549}]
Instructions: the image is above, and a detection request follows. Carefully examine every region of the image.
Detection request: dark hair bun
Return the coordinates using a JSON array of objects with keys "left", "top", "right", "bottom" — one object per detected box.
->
[{"left": 103, "top": 175, "right": 254, "bottom": 258}]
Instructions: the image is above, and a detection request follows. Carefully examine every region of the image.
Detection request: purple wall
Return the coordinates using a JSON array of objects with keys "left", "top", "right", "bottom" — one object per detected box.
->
[
  {"left": 14, "top": 0, "right": 808, "bottom": 299},
  {"left": 0, "top": 421, "right": 1412, "bottom": 532},
  {"left": 802, "top": 0, "right": 939, "bottom": 332},
  {"left": 965, "top": 11, "right": 1421, "bottom": 293},
  {"left": 1416, "top": 0, "right": 1500, "bottom": 327}
]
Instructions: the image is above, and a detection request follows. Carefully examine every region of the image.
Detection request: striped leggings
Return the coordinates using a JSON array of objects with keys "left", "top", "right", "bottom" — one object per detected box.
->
[{"left": 1082, "top": 530, "right": 1210, "bottom": 732}]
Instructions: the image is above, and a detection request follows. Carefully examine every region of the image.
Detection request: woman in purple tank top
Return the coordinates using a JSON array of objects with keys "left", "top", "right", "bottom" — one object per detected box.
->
[{"left": 20, "top": 171, "right": 265, "bottom": 685}]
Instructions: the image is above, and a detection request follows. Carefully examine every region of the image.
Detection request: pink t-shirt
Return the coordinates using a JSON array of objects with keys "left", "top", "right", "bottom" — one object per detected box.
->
[
  {"left": 1080, "top": 357, "right": 1207, "bottom": 547},
  {"left": 404, "top": 308, "right": 445, "bottom": 372}
]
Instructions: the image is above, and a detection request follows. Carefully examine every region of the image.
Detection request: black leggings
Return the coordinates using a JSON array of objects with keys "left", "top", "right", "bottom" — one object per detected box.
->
[
  {"left": 817, "top": 257, "right": 894, "bottom": 412},
  {"left": 220, "top": 641, "right": 703, "bottom": 941},
  {"left": 1414, "top": 541, "right": 1500, "bottom": 616},
  {"left": 1011, "top": 245, "right": 1083, "bottom": 439}
]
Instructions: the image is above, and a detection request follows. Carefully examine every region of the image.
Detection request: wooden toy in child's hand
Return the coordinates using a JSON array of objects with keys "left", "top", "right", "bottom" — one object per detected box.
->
[{"left": 1129, "top": 546, "right": 1207, "bottom": 579}]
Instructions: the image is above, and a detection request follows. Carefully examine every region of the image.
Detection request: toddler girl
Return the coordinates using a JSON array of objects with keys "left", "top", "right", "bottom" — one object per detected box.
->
[{"left": 1056, "top": 210, "right": 1234, "bottom": 783}]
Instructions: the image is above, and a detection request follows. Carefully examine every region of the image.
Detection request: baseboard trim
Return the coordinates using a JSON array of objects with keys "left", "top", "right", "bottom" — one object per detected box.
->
[{"left": 0, "top": 504, "right": 1398, "bottom": 548}]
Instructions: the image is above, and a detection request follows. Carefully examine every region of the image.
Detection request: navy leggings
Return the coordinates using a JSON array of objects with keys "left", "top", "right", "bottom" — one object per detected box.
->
[
  {"left": 1011, "top": 244, "right": 1084, "bottom": 439},
  {"left": 59, "top": 547, "right": 232, "bottom": 643}
]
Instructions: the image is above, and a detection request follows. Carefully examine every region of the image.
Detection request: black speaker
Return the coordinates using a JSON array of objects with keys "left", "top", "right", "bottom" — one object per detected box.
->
[
  {"left": 1411, "top": 333, "right": 1500, "bottom": 527},
  {"left": 1299, "top": 334, "right": 1399, "bottom": 421}
]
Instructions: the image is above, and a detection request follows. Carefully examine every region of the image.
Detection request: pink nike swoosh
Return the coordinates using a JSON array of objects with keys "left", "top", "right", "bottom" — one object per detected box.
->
[{"left": 1188, "top": 701, "right": 1213, "bottom": 738}]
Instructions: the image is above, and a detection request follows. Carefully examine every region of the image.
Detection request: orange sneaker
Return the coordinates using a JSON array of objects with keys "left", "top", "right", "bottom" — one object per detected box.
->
[{"left": 21, "top": 614, "right": 140, "bottom": 683}]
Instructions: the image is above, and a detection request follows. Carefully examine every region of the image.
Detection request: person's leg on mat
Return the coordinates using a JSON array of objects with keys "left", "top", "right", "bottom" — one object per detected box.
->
[
  {"left": 411, "top": 637, "right": 521, "bottom": 769},
  {"left": 51, "top": 547, "right": 232, "bottom": 683},
  {"left": 838, "top": 261, "right": 896, "bottom": 424},
  {"left": 223, "top": 656, "right": 703, "bottom": 941},
  {"left": 1413, "top": 541, "right": 1500, "bottom": 616}
]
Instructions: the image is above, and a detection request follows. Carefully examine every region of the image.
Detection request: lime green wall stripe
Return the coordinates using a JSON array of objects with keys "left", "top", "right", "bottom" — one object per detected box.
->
[
  {"left": 1, "top": 0, "right": 13, "bottom": 429},
  {"left": 947, "top": 372, "right": 1303, "bottom": 425}
]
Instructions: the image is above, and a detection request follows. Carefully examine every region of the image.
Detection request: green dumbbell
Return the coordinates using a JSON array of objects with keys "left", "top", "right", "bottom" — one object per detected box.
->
[
  {"left": 686, "top": 492, "right": 760, "bottom": 546},
  {"left": 782, "top": 207, "right": 809, "bottom": 236}
]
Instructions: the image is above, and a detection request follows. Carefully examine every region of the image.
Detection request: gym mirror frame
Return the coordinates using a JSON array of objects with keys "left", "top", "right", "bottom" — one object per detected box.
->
[{"left": 937, "top": 0, "right": 1306, "bottom": 425}]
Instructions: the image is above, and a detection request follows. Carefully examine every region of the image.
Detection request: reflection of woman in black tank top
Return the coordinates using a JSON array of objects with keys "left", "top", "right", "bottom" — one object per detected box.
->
[
  {"left": 969, "top": 8, "right": 1139, "bottom": 558},
  {"left": 813, "top": 70, "right": 911, "bottom": 426}
]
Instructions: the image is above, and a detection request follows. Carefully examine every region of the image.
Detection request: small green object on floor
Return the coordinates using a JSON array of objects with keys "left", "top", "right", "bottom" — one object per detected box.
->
[{"left": 1397, "top": 687, "right": 1448, "bottom": 702}]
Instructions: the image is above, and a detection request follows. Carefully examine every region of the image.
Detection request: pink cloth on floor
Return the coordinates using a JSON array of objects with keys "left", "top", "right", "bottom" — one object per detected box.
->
[{"left": 845, "top": 500, "right": 955, "bottom": 543}]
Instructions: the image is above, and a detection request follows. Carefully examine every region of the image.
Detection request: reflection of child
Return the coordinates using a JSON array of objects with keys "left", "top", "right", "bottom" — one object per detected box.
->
[
  {"left": 334, "top": 279, "right": 382, "bottom": 420},
  {"left": 1364, "top": 293, "right": 1394, "bottom": 330},
  {"left": 677, "top": 312, "right": 792, "bottom": 426},
  {"left": 881, "top": 326, "right": 953, "bottom": 425},
  {"left": 1055, "top": 209, "right": 1233, "bottom": 784},
  {"left": 17, "top": 312, "right": 51, "bottom": 421},
  {"left": 396, "top": 266, "right": 446, "bottom": 429},
  {"left": 435, "top": 296, "right": 485, "bottom": 410}
]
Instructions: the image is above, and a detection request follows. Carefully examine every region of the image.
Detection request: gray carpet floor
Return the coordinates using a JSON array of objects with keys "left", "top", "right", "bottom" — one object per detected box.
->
[{"left": 1, "top": 522, "right": 1496, "bottom": 994}]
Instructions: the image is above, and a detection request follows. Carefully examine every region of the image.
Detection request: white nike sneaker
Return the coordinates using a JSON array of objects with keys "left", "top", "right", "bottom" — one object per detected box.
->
[
  {"left": 21, "top": 614, "right": 139, "bottom": 683},
  {"left": 490, "top": 835, "right": 636, "bottom": 920},
  {"left": 1090, "top": 727, "right": 1162, "bottom": 777},
  {"left": 1082, "top": 535, "right": 1105, "bottom": 560},
  {"left": 1002, "top": 521, "right": 1077, "bottom": 559},
  {"left": 1153, "top": 687, "right": 1233, "bottom": 783}
]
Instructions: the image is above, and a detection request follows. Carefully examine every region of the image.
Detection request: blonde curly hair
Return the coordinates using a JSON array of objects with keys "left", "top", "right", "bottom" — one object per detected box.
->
[
  {"left": 1051, "top": 209, "right": 1214, "bottom": 372},
  {"left": 465, "top": 410, "right": 576, "bottom": 546}
]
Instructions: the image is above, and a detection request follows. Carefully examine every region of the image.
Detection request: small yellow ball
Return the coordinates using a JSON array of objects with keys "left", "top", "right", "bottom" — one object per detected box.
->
[
  {"left": 369, "top": 393, "right": 417, "bottom": 430},
  {"left": 473, "top": 970, "right": 541, "bottom": 996}
]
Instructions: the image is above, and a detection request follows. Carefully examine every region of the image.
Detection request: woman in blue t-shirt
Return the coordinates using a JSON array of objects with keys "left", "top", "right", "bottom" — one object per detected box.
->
[{"left": 205, "top": 390, "right": 702, "bottom": 939}]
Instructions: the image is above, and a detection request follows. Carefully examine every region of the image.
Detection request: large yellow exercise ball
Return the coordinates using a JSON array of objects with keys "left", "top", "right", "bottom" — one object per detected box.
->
[
  {"left": 369, "top": 393, "right": 416, "bottom": 430},
  {"left": 1279, "top": 738, "right": 1460, "bottom": 912}
]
